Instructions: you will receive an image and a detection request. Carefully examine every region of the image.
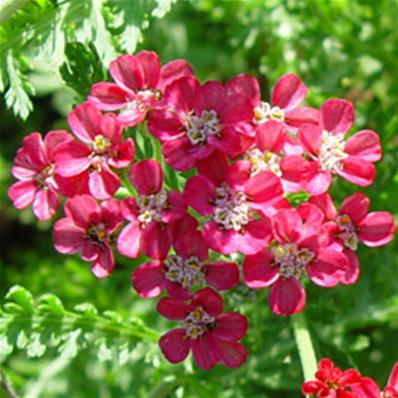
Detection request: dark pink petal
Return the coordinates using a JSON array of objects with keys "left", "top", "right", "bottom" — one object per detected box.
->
[
  {"left": 191, "top": 336, "right": 219, "bottom": 370},
  {"left": 101, "top": 199, "right": 123, "bottom": 230},
  {"left": 108, "top": 138, "right": 135, "bottom": 169},
  {"left": 191, "top": 287, "right": 223, "bottom": 317},
  {"left": 175, "top": 229, "right": 208, "bottom": 261},
  {"left": 20, "top": 133, "right": 47, "bottom": 168},
  {"left": 68, "top": 102, "right": 102, "bottom": 142},
  {"left": 136, "top": 50, "right": 160, "bottom": 89},
  {"left": 218, "top": 93, "right": 253, "bottom": 124},
  {"left": 387, "top": 362, "right": 398, "bottom": 392},
  {"left": 161, "top": 191, "right": 186, "bottom": 224},
  {"left": 100, "top": 112, "right": 123, "bottom": 142},
  {"left": 147, "top": 109, "right": 184, "bottom": 141},
  {"left": 269, "top": 277, "right": 306, "bottom": 315},
  {"left": 302, "top": 381, "right": 324, "bottom": 394},
  {"left": 236, "top": 220, "right": 272, "bottom": 255},
  {"left": 116, "top": 221, "right": 142, "bottom": 258},
  {"left": 345, "top": 130, "right": 381, "bottom": 162},
  {"left": 358, "top": 211, "right": 395, "bottom": 247},
  {"left": 53, "top": 218, "right": 85, "bottom": 254},
  {"left": 120, "top": 197, "right": 139, "bottom": 221},
  {"left": 338, "top": 157, "right": 375, "bottom": 186},
  {"left": 225, "top": 160, "right": 251, "bottom": 190},
  {"left": 226, "top": 73, "right": 260, "bottom": 107},
  {"left": 32, "top": 188, "right": 58, "bottom": 220},
  {"left": 91, "top": 245, "right": 115, "bottom": 279},
  {"left": 280, "top": 155, "right": 310, "bottom": 186},
  {"left": 320, "top": 98, "right": 354, "bottom": 135},
  {"left": 304, "top": 165, "right": 332, "bottom": 196},
  {"left": 243, "top": 251, "right": 279, "bottom": 288},
  {"left": 196, "top": 150, "right": 228, "bottom": 186},
  {"left": 158, "top": 59, "right": 193, "bottom": 91},
  {"left": 214, "top": 339, "right": 248, "bottom": 368},
  {"left": 307, "top": 250, "right": 348, "bottom": 287},
  {"left": 297, "top": 203, "right": 324, "bottom": 228},
  {"left": 89, "top": 167, "right": 120, "bottom": 200},
  {"left": 109, "top": 54, "right": 144, "bottom": 93},
  {"left": 205, "top": 262, "right": 239, "bottom": 290},
  {"left": 81, "top": 240, "right": 97, "bottom": 261},
  {"left": 8, "top": 180, "right": 37, "bottom": 209},
  {"left": 117, "top": 104, "right": 147, "bottom": 127},
  {"left": 255, "top": 120, "right": 286, "bottom": 152},
  {"left": 44, "top": 130, "right": 74, "bottom": 161},
  {"left": 11, "top": 163, "right": 37, "bottom": 180},
  {"left": 159, "top": 328, "right": 190, "bottom": 364},
  {"left": 55, "top": 173, "right": 90, "bottom": 197},
  {"left": 141, "top": 222, "right": 170, "bottom": 260},
  {"left": 164, "top": 280, "right": 191, "bottom": 301},
  {"left": 88, "top": 82, "right": 129, "bottom": 111},
  {"left": 352, "top": 377, "right": 381, "bottom": 398},
  {"left": 244, "top": 170, "right": 283, "bottom": 203},
  {"left": 64, "top": 194, "right": 100, "bottom": 228},
  {"left": 164, "top": 76, "right": 199, "bottom": 114},
  {"left": 284, "top": 107, "right": 319, "bottom": 128},
  {"left": 131, "top": 261, "right": 164, "bottom": 298},
  {"left": 129, "top": 159, "right": 162, "bottom": 195},
  {"left": 157, "top": 297, "right": 189, "bottom": 320},
  {"left": 183, "top": 175, "right": 215, "bottom": 216},
  {"left": 339, "top": 192, "right": 369, "bottom": 224},
  {"left": 271, "top": 208, "right": 302, "bottom": 243},
  {"left": 207, "top": 127, "right": 245, "bottom": 158},
  {"left": 195, "top": 81, "right": 225, "bottom": 115},
  {"left": 212, "top": 313, "right": 248, "bottom": 341},
  {"left": 54, "top": 141, "right": 92, "bottom": 177},
  {"left": 162, "top": 137, "right": 198, "bottom": 171},
  {"left": 309, "top": 193, "right": 337, "bottom": 221},
  {"left": 202, "top": 221, "right": 239, "bottom": 254},
  {"left": 297, "top": 124, "right": 322, "bottom": 156},
  {"left": 271, "top": 73, "right": 307, "bottom": 111},
  {"left": 341, "top": 250, "right": 360, "bottom": 285}
]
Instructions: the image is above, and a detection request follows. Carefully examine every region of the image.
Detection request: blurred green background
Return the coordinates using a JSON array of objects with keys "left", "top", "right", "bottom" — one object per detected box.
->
[{"left": 1, "top": 0, "right": 398, "bottom": 397}]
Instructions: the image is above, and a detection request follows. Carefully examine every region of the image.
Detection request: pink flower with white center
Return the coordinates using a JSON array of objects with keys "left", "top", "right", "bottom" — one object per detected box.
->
[
  {"left": 148, "top": 76, "right": 254, "bottom": 171},
  {"left": 243, "top": 204, "right": 349, "bottom": 315},
  {"left": 131, "top": 215, "right": 239, "bottom": 299},
  {"left": 54, "top": 102, "right": 135, "bottom": 200},
  {"left": 309, "top": 192, "right": 395, "bottom": 285},
  {"left": 227, "top": 73, "right": 319, "bottom": 133},
  {"left": 298, "top": 98, "right": 382, "bottom": 195},
  {"left": 7, "top": 130, "right": 87, "bottom": 221},
  {"left": 88, "top": 50, "right": 193, "bottom": 127},
  {"left": 53, "top": 195, "right": 122, "bottom": 278},
  {"left": 183, "top": 151, "right": 284, "bottom": 255},
  {"left": 116, "top": 159, "right": 186, "bottom": 260},
  {"left": 157, "top": 287, "right": 248, "bottom": 370}
]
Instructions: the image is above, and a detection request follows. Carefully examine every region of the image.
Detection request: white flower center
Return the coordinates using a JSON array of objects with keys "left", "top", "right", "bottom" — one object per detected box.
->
[
  {"left": 186, "top": 110, "right": 221, "bottom": 145},
  {"left": 336, "top": 214, "right": 359, "bottom": 251},
  {"left": 164, "top": 255, "right": 205, "bottom": 288},
  {"left": 181, "top": 306, "right": 215, "bottom": 339},
  {"left": 253, "top": 101, "right": 285, "bottom": 124},
  {"left": 244, "top": 148, "right": 282, "bottom": 177},
  {"left": 93, "top": 134, "right": 111, "bottom": 154},
  {"left": 319, "top": 131, "right": 348, "bottom": 173},
  {"left": 35, "top": 164, "right": 55, "bottom": 188},
  {"left": 137, "top": 190, "right": 168, "bottom": 225},
  {"left": 213, "top": 184, "right": 249, "bottom": 231},
  {"left": 271, "top": 243, "right": 314, "bottom": 279},
  {"left": 124, "top": 89, "right": 159, "bottom": 114}
]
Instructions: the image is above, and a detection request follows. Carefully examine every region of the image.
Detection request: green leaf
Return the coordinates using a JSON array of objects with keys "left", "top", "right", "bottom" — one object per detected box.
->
[
  {"left": 151, "top": 0, "right": 177, "bottom": 18},
  {"left": 5, "top": 285, "right": 34, "bottom": 314}
]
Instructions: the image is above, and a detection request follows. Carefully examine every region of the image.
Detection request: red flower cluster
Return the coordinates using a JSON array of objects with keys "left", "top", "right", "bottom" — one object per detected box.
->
[
  {"left": 8, "top": 50, "right": 395, "bottom": 369},
  {"left": 302, "top": 359, "right": 398, "bottom": 398}
]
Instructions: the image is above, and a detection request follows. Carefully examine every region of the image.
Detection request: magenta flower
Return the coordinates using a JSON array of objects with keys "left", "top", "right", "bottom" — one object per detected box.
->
[
  {"left": 131, "top": 215, "right": 239, "bottom": 299},
  {"left": 88, "top": 50, "right": 193, "bottom": 127},
  {"left": 243, "top": 204, "right": 348, "bottom": 315},
  {"left": 309, "top": 192, "right": 395, "bottom": 284},
  {"left": 298, "top": 99, "right": 382, "bottom": 194},
  {"left": 183, "top": 151, "right": 284, "bottom": 255},
  {"left": 7, "top": 130, "right": 86, "bottom": 220},
  {"left": 117, "top": 159, "right": 186, "bottom": 260},
  {"left": 157, "top": 287, "right": 248, "bottom": 370},
  {"left": 53, "top": 195, "right": 122, "bottom": 278},
  {"left": 148, "top": 76, "right": 254, "bottom": 171},
  {"left": 384, "top": 364, "right": 398, "bottom": 398},
  {"left": 54, "top": 102, "right": 135, "bottom": 199}
]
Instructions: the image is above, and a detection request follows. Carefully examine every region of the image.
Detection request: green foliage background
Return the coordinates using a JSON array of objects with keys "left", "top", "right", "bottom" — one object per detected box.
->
[{"left": 1, "top": 0, "right": 398, "bottom": 397}]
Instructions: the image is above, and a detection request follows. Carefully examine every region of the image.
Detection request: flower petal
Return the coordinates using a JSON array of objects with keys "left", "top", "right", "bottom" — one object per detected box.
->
[
  {"left": 211, "top": 313, "right": 248, "bottom": 341},
  {"left": 340, "top": 250, "right": 360, "bottom": 285},
  {"left": 89, "top": 167, "right": 120, "bottom": 200},
  {"left": 129, "top": 159, "right": 162, "bottom": 195},
  {"left": 320, "top": 98, "right": 354, "bottom": 135},
  {"left": 338, "top": 157, "right": 375, "bottom": 186},
  {"left": 91, "top": 245, "right": 115, "bottom": 279},
  {"left": 32, "top": 188, "right": 58, "bottom": 221},
  {"left": 205, "top": 262, "right": 239, "bottom": 290},
  {"left": 8, "top": 180, "right": 37, "bottom": 209},
  {"left": 226, "top": 73, "right": 261, "bottom": 108},
  {"left": 64, "top": 194, "right": 100, "bottom": 228},
  {"left": 157, "top": 297, "right": 189, "bottom": 320},
  {"left": 191, "top": 287, "right": 223, "bottom": 317},
  {"left": 345, "top": 130, "right": 381, "bottom": 162},
  {"left": 358, "top": 211, "right": 395, "bottom": 247},
  {"left": 136, "top": 50, "right": 160, "bottom": 88},
  {"left": 285, "top": 106, "right": 319, "bottom": 128},
  {"left": 271, "top": 208, "right": 302, "bottom": 243},
  {"left": 236, "top": 220, "right": 272, "bottom": 255},
  {"left": 116, "top": 221, "right": 142, "bottom": 258},
  {"left": 109, "top": 54, "right": 144, "bottom": 93},
  {"left": 339, "top": 192, "right": 369, "bottom": 224},
  {"left": 141, "top": 222, "right": 170, "bottom": 260},
  {"left": 244, "top": 170, "right": 283, "bottom": 203},
  {"left": 309, "top": 193, "right": 337, "bottom": 221},
  {"left": 191, "top": 336, "right": 219, "bottom": 370},
  {"left": 68, "top": 102, "right": 102, "bottom": 142},
  {"left": 53, "top": 218, "right": 85, "bottom": 254},
  {"left": 214, "top": 339, "right": 248, "bottom": 368},
  {"left": 196, "top": 150, "right": 229, "bottom": 187},
  {"left": 164, "top": 75, "right": 199, "bottom": 114},
  {"left": 162, "top": 136, "right": 198, "bottom": 171},
  {"left": 131, "top": 261, "right": 164, "bottom": 298},
  {"left": 183, "top": 175, "right": 216, "bottom": 216},
  {"left": 158, "top": 59, "right": 193, "bottom": 91},
  {"left": 88, "top": 82, "right": 129, "bottom": 111},
  {"left": 202, "top": 221, "right": 239, "bottom": 255},
  {"left": 387, "top": 363, "right": 398, "bottom": 392},
  {"left": 271, "top": 73, "right": 307, "bottom": 111},
  {"left": 255, "top": 120, "right": 286, "bottom": 152},
  {"left": 159, "top": 328, "right": 190, "bottom": 364},
  {"left": 297, "top": 124, "right": 322, "bottom": 156},
  {"left": 54, "top": 141, "right": 92, "bottom": 177},
  {"left": 269, "top": 277, "right": 306, "bottom": 315},
  {"left": 44, "top": 130, "right": 74, "bottom": 161},
  {"left": 243, "top": 251, "right": 279, "bottom": 288}
]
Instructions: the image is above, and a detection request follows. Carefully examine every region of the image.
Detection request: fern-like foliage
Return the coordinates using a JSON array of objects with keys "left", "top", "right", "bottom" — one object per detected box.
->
[
  {"left": 0, "top": 0, "right": 176, "bottom": 119},
  {"left": 0, "top": 286, "right": 160, "bottom": 364}
]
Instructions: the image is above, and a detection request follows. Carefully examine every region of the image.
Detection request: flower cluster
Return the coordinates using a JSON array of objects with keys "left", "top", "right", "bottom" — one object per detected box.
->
[
  {"left": 302, "top": 358, "right": 398, "bottom": 398},
  {"left": 8, "top": 50, "right": 395, "bottom": 370}
]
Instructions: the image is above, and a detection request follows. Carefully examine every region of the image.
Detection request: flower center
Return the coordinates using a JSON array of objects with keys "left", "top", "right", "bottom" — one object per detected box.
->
[
  {"left": 137, "top": 190, "right": 168, "bottom": 226},
  {"left": 35, "top": 164, "right": 55, "bottom": 187},
  {"left": 87, "top": 222, "right": 108, "bottom": 245},
  {"left": 271, "top": 243, "right": 315, "bottom": 279},
  {"left": 245, "top": 148, "right": 282, "bottom": 177},
  {"left": 181, "top": 306, "right": 215, "bottom": 339},
  {"left": 164, "top": 255, "right": 205, "bottom": 288},
  {"left": 213, "top": 184, "right": 249, "bottom": 231},
  {"left": 93, "top": 134, "right": 111, "bottom": 154},
  {"left": 319, "top": 131, "right": 348, "bottom": 173},
  {"left": 336, "top": 214, "right": 359, "bottom": 251},
  {"left": 253, "top": 101, "right": 285, "bottom": 124},
  {"left": 186, "top": 110, "right": 221, "bottom": 145},
  {"left": 124, "top": 89, "right": 158, "bottom": 114}
]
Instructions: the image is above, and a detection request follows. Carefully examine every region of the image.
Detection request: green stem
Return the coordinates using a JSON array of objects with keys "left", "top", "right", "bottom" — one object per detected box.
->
[{"left": 291, "top": 311, "right": 317, "bottom": 384}]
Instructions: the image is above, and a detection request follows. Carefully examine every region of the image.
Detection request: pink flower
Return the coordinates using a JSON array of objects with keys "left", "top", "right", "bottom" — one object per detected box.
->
[
  {"left": 148, "top": 76, "right": 254, "bottom": 171},
  {"left": 227, "top": 73, "right": 318, "bottom": 132},
  {"left": 88, "top": 50, "right": 193, "bottom": 127},
  {"left": 8, "top": 130, "right": 86, "bottom": 220},
  {"left": 243, "top": 204, "right": 348, "bottom": 315},
  {"left": 53, "top": 195, "right": 122, "bottom": 278},
  {"left": 54, "top": 102, "right": 135, "bottom": 199},
  {"left": 116, "top": 159, "right": 186, "bottom": 260},
  {"left": 383, "top": 363, "right": 398, "bottom": 398},
  {"left": 309, "top": 192, "right": 395, "bottom": 284},
  {"left": 157, "top": 287, "right": 248, "bottom": 370},
  {"left": 131, "top": 216, "right": 239, "bottom": 299},
  {"left": 183, "top": 151, "right": 284, "bottom": 255},
  {"left": 298, "top": 99, "right": 382, "bottom": 194}
]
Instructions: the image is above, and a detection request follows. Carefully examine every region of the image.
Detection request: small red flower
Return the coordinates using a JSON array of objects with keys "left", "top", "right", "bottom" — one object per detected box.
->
[
  {"left": 88, "top": 50, "right": 193, "bottom": 126},
  {"left": 53, "top": 195, "right": 122, "bottom": 278},
  {"left": 157, "top": 287, "right": 248, "bottom": 370}
]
